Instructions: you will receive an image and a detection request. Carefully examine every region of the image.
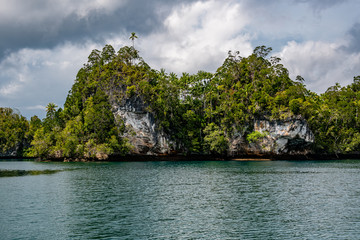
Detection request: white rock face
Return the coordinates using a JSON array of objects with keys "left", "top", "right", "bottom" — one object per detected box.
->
[
  {"left": 112, "top": 97, "right": 174, "bottom": 155},
  {"left": 111, "top": 95, "right": 314, "bottom": 156},
  {"left": 254, "top": 119, "right": 315, "bottom": 154},
  {"left": 229, "top": 119, "right": 315, "bottom": 155}
]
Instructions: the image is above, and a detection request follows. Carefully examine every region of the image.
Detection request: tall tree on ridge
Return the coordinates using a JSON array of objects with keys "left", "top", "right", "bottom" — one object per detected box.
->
[
  {"left": 46, "top": 103, "right": 58, "bottom": 120},
  {"left": 129, "top": 32, "right": 138, "bottom": 48}
]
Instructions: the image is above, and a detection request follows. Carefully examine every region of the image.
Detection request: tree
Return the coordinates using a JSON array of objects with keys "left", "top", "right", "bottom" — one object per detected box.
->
[
  {"left": 87, "top": 49, "right": 101, "bottom": 68},
  {"left": 0, "top": 108, "right": 29, "bottom": 155},
  {"left": 253, "top": 45, "right": 272, "bottom": 59},
  {"left": 26, "top": 115, "right": 42, "bottom": 142},
  {"left": 296, "top": 75, "right": 305, "bottom": 83},
  {"left": 129, "top": 32, "right": 138, "bottom": 48},
  {"left": 26, "top": 127, "right": 53, "bottom": 158},
  {"left": 289, "top": 98, "right": 302, "bottom": 115},
  {"left": 101, "top": 44, "right": 115, "bottom": 64},
  {"left": 46, "top": 103, "right": 58, "bottom": 119},
  {"left": 203, "top": 123, "right": 228, "bottom": 155},
  {"left": 83, "top": 90, "right": 117, "bottom": 143},
  {"left": 43, "top": 103, "right": 59, "bottom": 132}
]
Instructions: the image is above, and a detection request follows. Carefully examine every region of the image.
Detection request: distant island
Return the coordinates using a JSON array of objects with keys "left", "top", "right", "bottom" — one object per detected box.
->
[{"left": 1, "top": 40, "right": 360, "bottom": 161}]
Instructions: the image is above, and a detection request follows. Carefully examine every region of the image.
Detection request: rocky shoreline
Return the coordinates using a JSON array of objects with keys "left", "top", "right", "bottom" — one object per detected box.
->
[{"left": 2, "top": 152, "right": 358, "bottom": 162}]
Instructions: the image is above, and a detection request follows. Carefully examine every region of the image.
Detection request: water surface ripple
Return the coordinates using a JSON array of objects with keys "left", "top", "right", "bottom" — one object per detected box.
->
[{"left": 1, "top": 160, "right": 360, "bottom": 239}]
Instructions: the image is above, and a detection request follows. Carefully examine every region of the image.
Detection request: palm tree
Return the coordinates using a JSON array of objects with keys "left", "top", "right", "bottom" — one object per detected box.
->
[
  {"left": 46, "top": 103, "right": 58, "bottom": 119},
  {"left": 129, "top": 32, "right": 138, "bottom": 48}
]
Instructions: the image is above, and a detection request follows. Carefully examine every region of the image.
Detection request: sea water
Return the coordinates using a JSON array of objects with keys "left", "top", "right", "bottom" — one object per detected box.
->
[{"left": 1, "top": 160, "right": 360, "bottom": 239}]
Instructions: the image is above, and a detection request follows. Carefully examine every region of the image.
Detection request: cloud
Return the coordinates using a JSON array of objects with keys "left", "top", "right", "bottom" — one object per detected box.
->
[
  {"left": 293, "top": 0, "right": 348, "bottom": 12},
  {"left": 0, "top": 41, "right": 104, "bottom": 118},
  {"left": 0, "top": 0, "right": 122, "bottom": 56},
  {"left": 140, "top": 0, "right": 253, "bottom": 74},
  {"left": 344, "top": 22, "right": 360, "bottom": 53},
  {"left": 0, "top": 0, "right": 200, "bottom": 59},
  {"left": 26, "top": 105, "right": 46, "bottom": 110},
  {"left": 278, "top": 40, "right": 360, "bottom": 92}
]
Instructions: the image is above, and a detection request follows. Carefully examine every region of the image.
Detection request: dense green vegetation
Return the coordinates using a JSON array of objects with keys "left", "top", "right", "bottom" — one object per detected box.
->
[
  {"left": 1, "top": 41, "right": 359, "bottom": 159},
  {"left": 308, "top": 78, "right": 360, "bottom": 154},
  {"left": 0, "top": 108, "right": 29, "bottom": 156}
]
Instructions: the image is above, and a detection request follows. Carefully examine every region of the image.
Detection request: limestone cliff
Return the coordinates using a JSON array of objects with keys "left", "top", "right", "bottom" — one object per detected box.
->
[
  {"left": 229, "top": 118, "right": 315, "bottom": 156},
  {"left": 111, "top": 94, "right": 314, "bottom": 157},
  {"left": 111, "top": 96, "right": 174, "bottom": 155}
]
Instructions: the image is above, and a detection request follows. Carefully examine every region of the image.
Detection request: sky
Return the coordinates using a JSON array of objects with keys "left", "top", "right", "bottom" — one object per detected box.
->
[{"left": 1, "top": 0, "right": 360, "bottom": 119}]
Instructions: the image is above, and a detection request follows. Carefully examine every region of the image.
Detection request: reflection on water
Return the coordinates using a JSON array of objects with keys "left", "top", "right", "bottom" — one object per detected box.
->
[
  {"left": 1, "top": 160, "right": 360, "bottom": 239},
  {"left": 0, "top": 169, "right": 64, "bottom": 177}
]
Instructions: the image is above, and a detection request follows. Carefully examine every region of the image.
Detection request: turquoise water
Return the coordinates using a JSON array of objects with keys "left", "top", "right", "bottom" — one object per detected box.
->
[{"left": 1, "top": 160, "right": 360, "bottom": 239}]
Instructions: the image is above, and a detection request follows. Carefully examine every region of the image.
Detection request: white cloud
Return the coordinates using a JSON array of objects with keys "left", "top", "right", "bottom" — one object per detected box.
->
[
  {"left": 0, "top": 82, "right": 22, "bottom": 96},
  {"left": 140, "top": 0, "right": 253, "bottom": 74},
  {"left": 0, "top": 42, "right": 99, "bottom": 118},
  {"left": 278, "top": 40, "right": 360, "bottom": 92},
  {"left": 26, "top": 105, "right": 46, "bottom": 110}
]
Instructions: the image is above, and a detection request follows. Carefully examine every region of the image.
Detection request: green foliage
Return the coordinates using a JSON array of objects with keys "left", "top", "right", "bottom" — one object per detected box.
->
[
  {"left": 203, "top": 123, "right": 228, "bottom": 155},
  {"left": 126, "top": 85, "right": 137, "bottom": 97},
  {"left": 83, "top": 90, "right": 117, "bottom": 143},
  {"left": 0, "top": 108, "right": 29, "bottom": 155},
  {"left": 101, "top": 44, "right": 115, "bottom": 64},
  {"left": 246, "top": 131, "right": 268, "bottom": 143},
  {"left": 289, "top": 98, "right": 302, "bottom": 115},
  {"left": 304, "top": 77, "right": 360, "bottom": 154},
  {"left": 25, "top": 127, "right": 53, "bottom": 158}
]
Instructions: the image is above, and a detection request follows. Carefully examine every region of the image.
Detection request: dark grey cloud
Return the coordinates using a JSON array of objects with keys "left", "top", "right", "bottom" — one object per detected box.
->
[
  {"left": 346, "top": 22, "right": 360, "bottom": 53},
  {"left": 0, "top": 0, "right": 197, "bottom": 59},
  {"left": 2, "top": 0, "right": 348, "bottom": 60}
]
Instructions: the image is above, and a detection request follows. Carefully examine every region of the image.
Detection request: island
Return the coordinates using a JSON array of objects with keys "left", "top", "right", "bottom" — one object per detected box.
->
[{"left": 1, "top": 43, "right": 359, "bottom": 161}]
